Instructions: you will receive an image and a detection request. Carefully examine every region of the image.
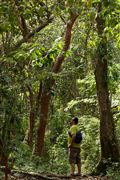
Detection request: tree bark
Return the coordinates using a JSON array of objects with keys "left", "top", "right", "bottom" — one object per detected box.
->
[
  {"left": 27, "top": 85, "right": 35, "bottom": 148},
  {"left": 94, "top": 2, "right": 119, "bottom": 173},
  {"left": 27, "top": 83, "right": 42, "bottom": 148},
  {"left": 0, "top": 139, "right": 8, "bottom": 180},
  {"left": 34, "top": 13, "right": 79, "bottom": 155},
  {"left": 5, "top": 156, "right": 8, "bottom": 180}
]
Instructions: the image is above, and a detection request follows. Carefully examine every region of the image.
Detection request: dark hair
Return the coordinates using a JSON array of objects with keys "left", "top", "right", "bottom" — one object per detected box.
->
[{"left": 72, "top": 117, "right": 78, "bottom": 124}]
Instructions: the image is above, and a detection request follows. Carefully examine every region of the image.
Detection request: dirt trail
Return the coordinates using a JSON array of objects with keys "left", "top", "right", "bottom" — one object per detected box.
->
[{"left": 9, "top": 171, "right": 109, "bottom": 180}]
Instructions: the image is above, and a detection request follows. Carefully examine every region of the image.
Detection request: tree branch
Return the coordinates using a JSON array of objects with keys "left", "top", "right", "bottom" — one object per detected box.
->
[
  {"left": 14, "top": 0, "right": 29, "bottom": 38},
  {"left": 52, "top": 13, "right": 79, "bottom": 73},
  {"left": 10, "top": 17, "right": 53, "bottom": 53}
]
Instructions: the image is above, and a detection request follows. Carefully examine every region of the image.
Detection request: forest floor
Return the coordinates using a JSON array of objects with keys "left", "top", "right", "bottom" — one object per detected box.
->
[{"left": 8, "top": 171, "right": 110, "bottom": 180}]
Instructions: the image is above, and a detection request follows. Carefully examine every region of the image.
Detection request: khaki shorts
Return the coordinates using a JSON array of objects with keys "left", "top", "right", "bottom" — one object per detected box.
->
[{"left": 69, "top": 146, "right": 81, "bottom": 164}]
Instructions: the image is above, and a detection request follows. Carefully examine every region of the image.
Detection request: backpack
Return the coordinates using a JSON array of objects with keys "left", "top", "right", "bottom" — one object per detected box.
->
[{"left": 74, "top": 131, "right": 82, "bottom": 143}]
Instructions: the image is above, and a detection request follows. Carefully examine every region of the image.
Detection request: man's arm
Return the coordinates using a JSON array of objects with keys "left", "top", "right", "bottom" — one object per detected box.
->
[
  {"left": 70, "top": 135, "right": 76, "bottom": 146},
  {"left": 69, "top": 126, "right": 77, "bottom": 146}
]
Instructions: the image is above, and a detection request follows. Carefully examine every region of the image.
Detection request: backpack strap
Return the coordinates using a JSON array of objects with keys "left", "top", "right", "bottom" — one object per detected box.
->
[{"left": 68, "top": 131, "right": 72, "bottom": 137}]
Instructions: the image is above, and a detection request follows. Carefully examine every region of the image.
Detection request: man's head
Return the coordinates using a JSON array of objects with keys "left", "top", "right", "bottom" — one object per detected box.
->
[{"left": 72, "top": 117, "right": 78, "bottom": 125}]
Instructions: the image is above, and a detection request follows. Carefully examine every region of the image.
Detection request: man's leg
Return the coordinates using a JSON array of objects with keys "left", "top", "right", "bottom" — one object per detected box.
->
[
  {"left": 76, "top": 148, "right": 81, "bottom": 176},
  {"left": 69, "top": 147, "right": 75, "bottom": 175},
  {"left": 77, "top": 163, "right": 81, "bottom": 175},
  {"left": 70, "top": 163, "right": 75, "bottom": 175}
]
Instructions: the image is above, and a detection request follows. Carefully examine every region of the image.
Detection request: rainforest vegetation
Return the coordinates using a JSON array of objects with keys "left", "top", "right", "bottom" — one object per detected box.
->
[{"left": 0, "top": 0, "right": 120, "bottom": 179}]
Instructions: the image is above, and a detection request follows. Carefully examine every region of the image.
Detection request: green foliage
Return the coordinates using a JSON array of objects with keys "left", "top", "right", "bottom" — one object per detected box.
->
[
  {"left": 107, "top": 162, "right": 120, "bottom": 180},
  {"left": 79, "top": 116, "right": 100, "bottom": 174},
  {"left": 48, "top": 131, "right": 69, "bottom": 174},
  {"left": 108, "top": 43, "right": 120, "bottom": 94},
  {"left": 0, "top": 87, "right": 25, "bottom": 156},
  {"left": 113, "top": 109, "right": 120, "bottom": 142},
  {"left": 0, "top": 171, "right": 4, "bottom": 180},
  {"left": 0, "top": 0, "right": 120, "bottom": 177},
  {"left": 12, "top": 143, "right": 32, "bottom": 169},
  {"left": 0, "top": 1, "right": 17, "bottom": 33}
]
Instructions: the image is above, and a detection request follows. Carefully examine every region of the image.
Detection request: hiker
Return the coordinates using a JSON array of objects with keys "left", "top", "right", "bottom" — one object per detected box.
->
[{"left": 68, "top": 117, "right": 81, "bottom": 177}]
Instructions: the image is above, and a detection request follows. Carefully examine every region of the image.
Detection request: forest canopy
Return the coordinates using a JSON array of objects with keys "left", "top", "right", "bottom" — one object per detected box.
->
[{"left": 0, "top": 0, "right": 120, "bottom": 179}]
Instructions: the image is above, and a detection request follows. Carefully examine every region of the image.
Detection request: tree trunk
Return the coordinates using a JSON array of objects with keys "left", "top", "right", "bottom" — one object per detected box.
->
[
  {"left": 27, "top": 85, "right": 35, "bottom": 148},
  {"left": 34, "top": 77, "right": 53, "bottom": 155},
  {"left": 0, "top": 140, "right": 8, "bottom": 180},
  {"left": 27, "top": 83, "right": 42, "bottom": 148},
  {"left": 94, "top": 2, "right": 119, "bottom": 173},
  {"left": 27, "top": 111, "right": 35, "bottom": 148},
  {"left": 5, "top": 156, "right": 8, "bottom": 180},
  {"left": 34, "top": 13, "right": 79, "bottom": 155}
]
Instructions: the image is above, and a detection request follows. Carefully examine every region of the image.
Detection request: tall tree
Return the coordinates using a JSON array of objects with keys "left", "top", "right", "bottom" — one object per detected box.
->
[
  {"left": 27, "top": 83, "right": 42, "bottom": 147},
  {"left": 94, "top": 1, "right": 119, "bottom": 173},
  {"left": 34, "top": 12, "right": 79, "bottom": 155},
  {"left": 0, "top": 0, "right": 54, "bottom": 148}
]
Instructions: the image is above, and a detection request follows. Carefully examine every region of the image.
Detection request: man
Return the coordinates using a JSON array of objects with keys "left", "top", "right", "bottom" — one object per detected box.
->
[{"left": 68, "top": 117, "right": 81, "bottom": 177}]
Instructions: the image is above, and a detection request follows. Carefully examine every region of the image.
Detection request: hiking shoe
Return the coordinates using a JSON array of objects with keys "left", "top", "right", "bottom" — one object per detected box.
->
[{"left": 74, "top": 173, "right": 81, "bottom": 176}]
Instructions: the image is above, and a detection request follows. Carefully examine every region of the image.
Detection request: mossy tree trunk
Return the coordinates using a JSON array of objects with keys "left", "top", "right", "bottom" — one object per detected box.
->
[
  {"left": 27, "top": 83, "right": 42, "bottom": 148},
  {"left": 94, "top": 1, "right": 119, "bottom": 174}
]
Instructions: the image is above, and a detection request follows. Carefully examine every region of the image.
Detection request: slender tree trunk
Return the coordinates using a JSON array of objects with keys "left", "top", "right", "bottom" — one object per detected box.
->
[
  {"left": 0, "top": 140, "right": 8, "bottom": 180},
  {"left": 27, "top": 85, "right": 35, "bottom": 147},
  {"left": 27, "top": 83, "right": 42, "bottom": 148},
  {"left": 5, "top": 156, "right": 8, "bottom": 180},
  {"left": 27, "top": 111, "right": 35, "bottom": 148},
  {"left": 34, "top": 77, "right": 53, "bottom": 155},
  {"left": 34, "top": 13, "right": 79, "bottom": 155},
  {"left": 94, "top": 2, "right": 119, "bottom": 173}
]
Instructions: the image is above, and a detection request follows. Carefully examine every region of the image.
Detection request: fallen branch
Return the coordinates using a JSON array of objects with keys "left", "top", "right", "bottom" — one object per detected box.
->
[
  {"left": 10, "top": 169, "right": 110, "bottom": 180},
  {"left": 10, "top": 170, "right": 60, "bottom": 180}
]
